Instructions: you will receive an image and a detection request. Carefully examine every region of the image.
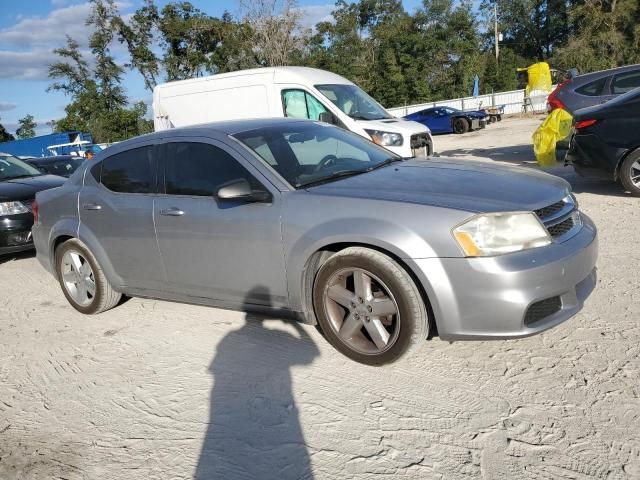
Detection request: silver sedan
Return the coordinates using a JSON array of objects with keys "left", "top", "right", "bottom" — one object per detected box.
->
[{"left": 32, "top": 118, "right": 598, "bottom": 365}]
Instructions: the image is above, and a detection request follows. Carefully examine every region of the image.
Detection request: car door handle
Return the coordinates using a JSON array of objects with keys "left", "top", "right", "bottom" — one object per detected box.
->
[
  {"left": 159, "top": 208, "right": 184, "bottom": 216},
  {"left": 82, "top": 203, "right": 102, "bottom": 211}
]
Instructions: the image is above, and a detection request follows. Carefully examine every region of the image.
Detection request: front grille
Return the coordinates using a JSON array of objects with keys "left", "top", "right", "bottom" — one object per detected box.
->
[
  {"left": 535, "top": 196, "right": 582, "bottom": 241},
  {"left": 535, "top": 201, "right": 565, "bottom": 219},
  {"left": 410, "top": 133, "right": 432, "bottom": 156},
  {"left": 524, "top": 296, "right": 562, "bottom": 326},
  {"left": 547, "top": 216, "right": 575, "bottom": 237}
]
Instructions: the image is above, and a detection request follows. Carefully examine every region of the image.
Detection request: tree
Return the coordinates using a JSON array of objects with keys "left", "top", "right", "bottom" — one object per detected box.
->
[
  {"left": 552, "top": 0, "right": 640, "bottom": 72},
  {"left": 48, "top": 0, "right": 152, "bottom": 142},
  {"left": 239, "top": 0, "right": 307, "bottom": 67},
  {"left": 0, "top": 117, "right": 15, "bottom": 142},
  {"left": 16, "top": 114, "right": 37, "bottom": 139}
]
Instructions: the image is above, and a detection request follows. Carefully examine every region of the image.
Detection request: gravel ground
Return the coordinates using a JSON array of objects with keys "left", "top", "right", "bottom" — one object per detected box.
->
[{"left": 1, "top": 116, "right": 639, "bottom": 479}]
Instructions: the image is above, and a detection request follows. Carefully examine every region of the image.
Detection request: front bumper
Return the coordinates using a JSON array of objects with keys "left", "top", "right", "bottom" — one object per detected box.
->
[
  {"left": 0, "top": 213, "right": 35, "bottom": 255},
  {"left": 412, "top": 213, "right": 598, "bottom": 340}
]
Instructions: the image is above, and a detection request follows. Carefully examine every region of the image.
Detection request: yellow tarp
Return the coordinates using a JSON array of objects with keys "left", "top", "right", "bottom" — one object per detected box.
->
[
  {"left": 518, "top": 62, "right": 553, "bottom": 96},
  {"left": 532, "top": 109, "right": 573, "bottom": 167}
]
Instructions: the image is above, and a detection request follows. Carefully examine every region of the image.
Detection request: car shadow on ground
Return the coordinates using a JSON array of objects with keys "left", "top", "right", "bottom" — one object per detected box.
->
[
  {"left": 436, "top": 145, "right": 632, "bottom": 198},
  {"left": 0, "top": 250, "right": 36, "bottom": 266},
  {"left": 195, "top": 286, "right": 319, "bottom": 480}
]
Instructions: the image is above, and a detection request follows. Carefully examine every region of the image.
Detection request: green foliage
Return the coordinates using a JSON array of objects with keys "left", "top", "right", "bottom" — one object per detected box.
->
[
  {"left": 0, "top": 117, "right": 15, "bottom": 142},
  {"left": 16, "top": 114, "right": 37, "bottom": 139},
  {"left": 48, "top": 0, "right": 151, "bottom": 143}
]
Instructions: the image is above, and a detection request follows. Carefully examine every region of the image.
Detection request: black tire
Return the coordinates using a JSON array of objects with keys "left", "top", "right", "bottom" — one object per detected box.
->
[
  {"left": 619, "top": 150, "right": 640, "bottom": 197},
  {"left": 496, "top": 115, "right": 502, "bottom": 121},
  {"left": 489, "top": 115, "right": 497, "bottom": 123},
  {"left": 55, "top": 239, "right": 121, "bottom": 314},
  {"left": 453, "top": 117, "right": 470, "bottom": 134},
  {"left": 312, "top": 247, "right": 429, "bottom": 365}
]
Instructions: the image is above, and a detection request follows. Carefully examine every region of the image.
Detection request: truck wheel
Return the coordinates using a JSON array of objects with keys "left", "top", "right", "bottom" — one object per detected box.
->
[
  {"left": 619, "top": 151, "right": 640, "bottom": 197},
  {"left": 312, "top": 247, "right": 429, "bottom": 365},
  {"left": 55, "top": 239, "right": 122, "bottom": 314},
  {"left": 453, "top": 117, "right": 469, "bottom": 134}
]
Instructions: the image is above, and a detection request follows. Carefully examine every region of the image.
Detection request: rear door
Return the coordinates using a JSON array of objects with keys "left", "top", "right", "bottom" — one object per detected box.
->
[
  {"left": 153, "top": 138, "right": 288, "bottom": 308},
  {"left": 79, "top": 142, "right": 166, "bottom": 290}
]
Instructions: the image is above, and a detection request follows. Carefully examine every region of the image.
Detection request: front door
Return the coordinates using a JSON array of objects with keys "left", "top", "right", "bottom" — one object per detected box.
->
[
  {"left": 153, "top": 138, "right": 288, "bottom": 309},
  {"left": 79, "top": 143, "right": 165, "bottom": 290}
]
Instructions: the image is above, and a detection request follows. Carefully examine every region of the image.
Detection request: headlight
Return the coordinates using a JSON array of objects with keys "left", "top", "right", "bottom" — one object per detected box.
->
[
  {"left": 453, "top": 212, "right": 551, "bottom": 257},
  {"left": 365, "top": 130, "right": 403, "bottom": 147},
  {"left": 0, "top": 201, "right": 30, "bottom": 216}
]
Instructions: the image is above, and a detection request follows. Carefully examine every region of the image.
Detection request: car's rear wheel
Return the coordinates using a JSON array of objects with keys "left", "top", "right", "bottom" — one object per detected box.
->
[
  {"left": 312, "top": 247, "right": 429, "bottom": 365},
  {"left": 55, "top": 239, "right": 121, "bottom": 314},
  {"left": 619, "top": 151, "right": 640, "bottom": 197},
  {"left": 453, "top": 117, "right": 469, "bottom": 134}
]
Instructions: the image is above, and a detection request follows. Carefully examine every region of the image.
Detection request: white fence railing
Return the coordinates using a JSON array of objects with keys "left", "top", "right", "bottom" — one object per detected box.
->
[{"left": 386, "top": 88, "right": 549, "bottom": 117}]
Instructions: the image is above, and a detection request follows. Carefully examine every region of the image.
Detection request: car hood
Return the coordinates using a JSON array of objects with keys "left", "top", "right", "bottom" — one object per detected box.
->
[
  {"left": 307, "top": 158, "right": 570, "bottom": 213},
  {"left": 0, "top": 174, "right": 66, "bottom": 202},
  {"left": 354, "top": 118, "right": 431, "bottom": 135}
]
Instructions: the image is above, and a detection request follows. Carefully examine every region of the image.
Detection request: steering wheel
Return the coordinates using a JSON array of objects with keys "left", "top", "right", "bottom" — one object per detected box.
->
[{"left": 314, "top": 154, "right": 339, "bottom": 173}]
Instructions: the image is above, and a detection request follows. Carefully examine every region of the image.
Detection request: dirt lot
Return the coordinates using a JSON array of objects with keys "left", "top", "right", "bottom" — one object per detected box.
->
[{"left": 1, "top": 117, "right": 639, "bottom": 479}]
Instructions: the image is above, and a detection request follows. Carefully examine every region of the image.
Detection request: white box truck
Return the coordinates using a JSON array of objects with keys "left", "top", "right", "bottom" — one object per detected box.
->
[{"left": 153, "top": 66, "right": 432, "bottom": 158}]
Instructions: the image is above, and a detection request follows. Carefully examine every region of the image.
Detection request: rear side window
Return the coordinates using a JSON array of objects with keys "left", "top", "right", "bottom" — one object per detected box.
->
[
  {"left": 164, "top": 142, "right": 265, "bottom": 197},
  {"left": 101, "top": 146, "right": 155, "bottom": 193},
  {"left": 612, "top": 71, "right": 640, "bottom": 94},
  {"left": 575, "top": 77, "right": 607, "bottom": 96}
]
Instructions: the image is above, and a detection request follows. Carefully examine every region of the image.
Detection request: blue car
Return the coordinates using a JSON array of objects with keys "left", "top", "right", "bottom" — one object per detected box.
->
[{"left": 404, "top": 107, "right": 487, "bottom": 134}]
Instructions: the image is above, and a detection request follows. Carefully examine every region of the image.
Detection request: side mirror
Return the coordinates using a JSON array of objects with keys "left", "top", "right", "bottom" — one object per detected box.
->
[
  {"left": 318, "top": 111, "right": 337, "bottom": 125},
  {"left": 216, "top": 178, "right": 271, "bottom": 203}
]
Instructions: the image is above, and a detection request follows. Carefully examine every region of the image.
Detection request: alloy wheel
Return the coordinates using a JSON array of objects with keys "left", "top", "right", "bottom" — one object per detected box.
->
[
  {"left": 61, "top": 250, "right": 96, "bottom": 307},
  {"left": 630, "top": 160, "right": 640, "bottom": 188},
  {"left": 322, "top": 268, "right": 400, "bottom": 355}
]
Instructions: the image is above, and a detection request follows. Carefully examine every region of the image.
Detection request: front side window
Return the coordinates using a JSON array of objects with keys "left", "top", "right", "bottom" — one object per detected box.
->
[
  {"left": 101, "top": 146, "right": 155, "bottom": 194},
  {"left": 316, "top": 84, "right": 392, "bottom": 121},
  {"left": 282, "top": 89, "right": 329, "bottom": 121},
  {"left": 235, "top": 122, "right": 398, "bottom": 188},
  {"left": 612, "top": 71, "right": 640, "bottom": 95},
  {"left": 0, "top": 154, "right": 42, "bottom": 181},
  {"left": 164, "top": 142, "right": 265, "bottom": 197}
]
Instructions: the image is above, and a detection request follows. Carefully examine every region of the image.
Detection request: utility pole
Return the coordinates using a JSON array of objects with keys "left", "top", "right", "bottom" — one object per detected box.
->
[{"left": 494, "top": 4, "right": 500, "bottom": 61}]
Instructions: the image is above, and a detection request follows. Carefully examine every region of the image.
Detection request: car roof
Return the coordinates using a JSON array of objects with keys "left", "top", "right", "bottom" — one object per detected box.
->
[
  {"left": 114, "top": 117, "right": 317, "bottom": 149},
  {"left": 575, "top": 63, "right": 640, "bottom": 83}
]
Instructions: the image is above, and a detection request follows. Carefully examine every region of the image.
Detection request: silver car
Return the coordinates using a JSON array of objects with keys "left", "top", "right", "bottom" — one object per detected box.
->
[{"left": 32, "top": 119, "right": 598, "bottom": 365}]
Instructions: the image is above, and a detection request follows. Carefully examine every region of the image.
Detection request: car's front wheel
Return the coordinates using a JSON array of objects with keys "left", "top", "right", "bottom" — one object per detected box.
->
[
  {"left": 619, "top": 150, "right": 640, "bottom": 197},
  {"left": 453, "top": 117, "right": 469, "bottom": 134},
  {"left": 312, "top": 247, "right": 429, "bottom": 365},
  {"left": 55, "top": 239, "right": 121, "bottom": 314}
]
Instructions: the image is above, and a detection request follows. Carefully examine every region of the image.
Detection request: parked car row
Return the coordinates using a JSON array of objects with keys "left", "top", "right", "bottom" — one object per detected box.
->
[{"left": 547, "top": 64, "right": 640, "bottom": 196}]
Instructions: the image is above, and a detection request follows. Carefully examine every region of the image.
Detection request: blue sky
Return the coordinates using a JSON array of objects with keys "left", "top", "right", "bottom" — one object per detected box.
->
[{"left": 0, "top": 0, "right": 426, "bottom": 136}]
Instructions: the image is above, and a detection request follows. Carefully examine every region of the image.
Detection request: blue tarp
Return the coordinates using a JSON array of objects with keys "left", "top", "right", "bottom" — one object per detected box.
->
[{"left": 0, "top": 131, "right": 93, "bottom": 157}]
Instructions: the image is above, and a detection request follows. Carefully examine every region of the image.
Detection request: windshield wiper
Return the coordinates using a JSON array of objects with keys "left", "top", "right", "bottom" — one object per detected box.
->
[
  {"left": 366, "top": 157, "right": 403, "bottom": 172},
  {"left": 296, "top": 169, "right": 370, "bottom": 188},
  {"left": 2, "top": 174, "right": 41, "bottom": 181}
]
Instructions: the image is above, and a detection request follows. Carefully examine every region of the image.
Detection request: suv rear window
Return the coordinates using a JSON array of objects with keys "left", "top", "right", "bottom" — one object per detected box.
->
[
  {"left": 575, "top": 77, "right": 607, "bottom": 96},
  {"left": 612, "top": 71, "right": 640, "bottom": 95}
]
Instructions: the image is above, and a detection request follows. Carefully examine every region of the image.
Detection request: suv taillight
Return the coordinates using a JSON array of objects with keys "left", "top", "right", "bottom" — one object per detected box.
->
[
  {"left": 32, "top": 200, "right": 39, "bottom": 225},
  {"left": 547, "top": 80, "right": 569, "bottom": 111},
  {"left": 575, "top": 119, "right": 597, "bottom": 130}
]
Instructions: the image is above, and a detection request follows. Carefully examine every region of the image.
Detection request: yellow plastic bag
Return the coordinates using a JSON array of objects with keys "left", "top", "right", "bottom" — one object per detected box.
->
[{"left": 532, "top": 109, "right": 573, "bottom": 167}]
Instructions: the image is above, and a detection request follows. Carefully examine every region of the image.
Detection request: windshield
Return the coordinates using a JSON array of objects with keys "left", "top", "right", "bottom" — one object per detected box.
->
[
  {"left": 0, "top": 154, "right": 43, "bottom": 181},
  {"left": 234, "top": 122, "right": 401, "bottom": 188},
  {"left": 315, "top": 84, "right": 392, "bottom": 121}
]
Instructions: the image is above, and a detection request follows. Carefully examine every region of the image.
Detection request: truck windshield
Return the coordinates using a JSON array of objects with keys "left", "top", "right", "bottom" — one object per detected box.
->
[
  {"left": 0, "top": 154, "right": 43, "bottom": 181},
  {"left": 315, "top": 84, "right": 393, "bottom": 121}
]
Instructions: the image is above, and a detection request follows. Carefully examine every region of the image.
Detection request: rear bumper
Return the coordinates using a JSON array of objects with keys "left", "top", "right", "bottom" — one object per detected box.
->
[
  {"left": 565, "top": 133, "right": 624, "bottom": 179},
  {"left": 0, "top": 213, "right": 34, "bottom": 255},
  {"left": 412, "top": 213, "right": 598, "bottom": 340}
]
